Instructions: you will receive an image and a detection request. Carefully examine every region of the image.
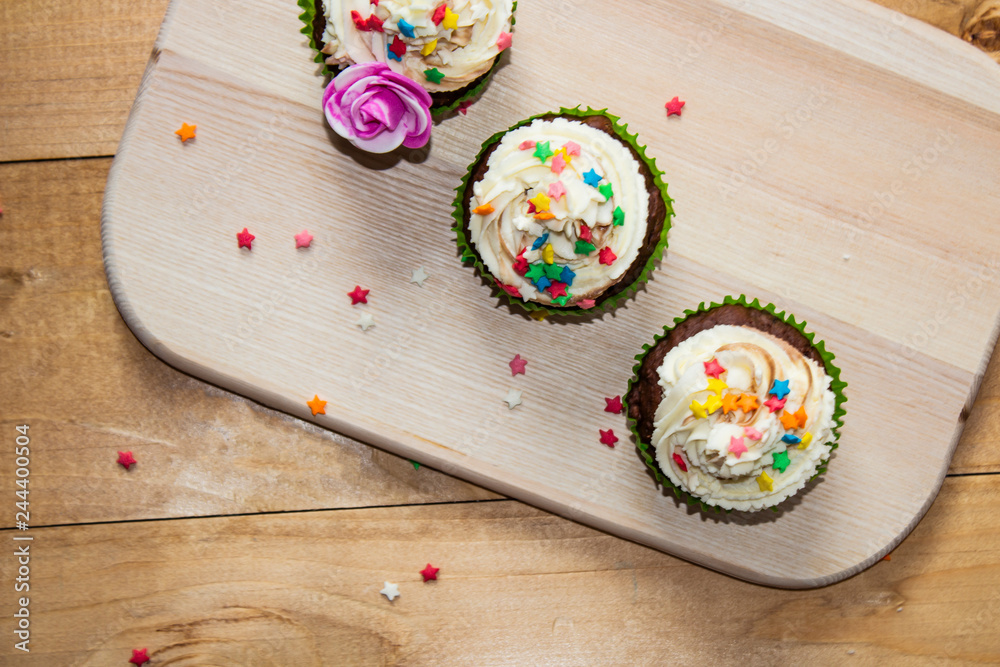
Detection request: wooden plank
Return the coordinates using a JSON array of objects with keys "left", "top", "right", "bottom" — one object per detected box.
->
[
  {"left": 0, "top": 0, "right": 169, "bottom": 162},
  {"left": 0, "top": 475, "right": 997, "bottom": 664}
]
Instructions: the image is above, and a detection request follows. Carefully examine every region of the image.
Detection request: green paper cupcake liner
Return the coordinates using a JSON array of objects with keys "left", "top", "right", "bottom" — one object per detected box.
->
[
  {"left": 451, "top": 106, "right": 674, "bottom": 317},
  {"left": 623, "top": 295, "right": 848, "bottom": 513},
  {"left": 297, "top": 0, "right": 516, "bottom": 117}
]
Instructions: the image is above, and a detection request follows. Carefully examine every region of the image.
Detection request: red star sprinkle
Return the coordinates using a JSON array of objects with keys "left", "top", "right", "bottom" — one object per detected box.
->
[
  {"left": 348, "top": 286, "right": 370, "bottom": 305},
  {"left": 351, "top": 10, "right": 370, "bottom": 30},
  {"left": 117, "top": 451, "right": 136, "bottom": 470},
  {"left": 578, "top": 299, "right": 596, "bottom": 309},
  {"left": 579, "top": 223, "right": 592, "bottom": 242},
  {"left": 672, "top": 453, "right": 688, "bottom": 472},
  {"left": 599, "top": 429, "right": 618, "bottom": 447},
  {"left": 457, "top": 100, "right": 472, "bottom": 115},
  {"left": 518, "top": 140, "right": 536, "bottom": 151},
  {"left": 294, "top": 230, "right": 313, "bottom": 248},
  {"left": 605, "top": 396, "right": 623, "bottom": 414},
  {"left": 509, "top": 354, "right": 527, "bottom": 376},
  {"left": 389, "top": 35, "right": 407, "bottom": 58},
  {"left": 494, "top": 279, "right": 521, "bottom": 298},
  {"left": 703, "top": 358, "right": 725, "bottom": 379},
  {"left": 367, "top": 14, "right": 384, "bottom": 31},
  {"left": 236, "top": 228, "right": 255, "bottom": 250},
  {"left": 665, "top": 96, "right": 686, "bottom": 117},
  {"left": 432, "top": 3, "right": 447, "bottom": 24},
  {"left": 420, "top": 563, "right": 440, "bottom": 581},
  {"left": 598, "top": 247, "right": 617, "bottom": 266},
  {"left": 548, "top": 281, "right": 568, "bottom": 298},
  {"left": 512, "top": 248, "right": 529, "bottom": 275},
  {"left": 129, "top": 648, "right": 150, "bottom": 665},
  {"left": 764, "top": 396, "right": 787, "bottom": 413}
]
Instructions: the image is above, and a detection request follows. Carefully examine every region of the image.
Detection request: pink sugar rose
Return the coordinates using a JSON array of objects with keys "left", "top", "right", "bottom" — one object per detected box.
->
[{"left": 323, "top": 62, "right": 432, "bottom": 154}]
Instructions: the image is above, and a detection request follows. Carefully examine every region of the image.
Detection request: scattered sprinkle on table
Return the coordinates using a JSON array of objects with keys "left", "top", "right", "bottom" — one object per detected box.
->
[
  {"left": 294, "top": 230, "right": 313, "bottom": 248},
  {"left": 665, "top": 96, "right": 686, "bottom": 117},
  {"left": 129, "top": 648, "right": 151, "bottom": 665},
  {"left": 307, "top": 395, "right": 327, "bottom": 416},
  {"left": 599, "top": 429, "right": 618, "bottom": 448},
  {"left": 504, "top": 388, "right": 522, "bottom": 409},
  {"left": 529, "top": 310, "right": 548, "bottom": 321},
  {"left": 117, "top": 451, "right": 136, "bottom": 470},
  {"left": 381, "top": 582, "right": 400, "bottom": 601},
  {"left": 410, "top": 267, "right": 429, "bottom": 286},
  {"left": 236, "top": 228, "right": 255, "bottom": 250},
  {"left": 604, "top": 396, "right": 623, "bottom": 414},
  {"left": 356, "top": 313, "right": 376, "bottom": 331},
  {"left": 410, "top": 460, "right": 421, "bottom": 470},
  {"left": 420, "top": 564, "right": 440, "bottom": 581},
  {"left": 508, "top": 354, "right": 527, "bottom": 376},
  {"left": 348, "top": 285, "right": 370, "bottom": 305},
  {"left": 175, "top": 123, "right": 197, "bottom": 142}
]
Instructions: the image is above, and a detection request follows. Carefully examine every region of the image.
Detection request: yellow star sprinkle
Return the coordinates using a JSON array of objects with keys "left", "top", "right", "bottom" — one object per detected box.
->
[
  {"left": 706, "top": 378, "right": 728, "bottom": 395},
  {"left": 704, "top": 394, "right": 722, "bottom": 414},
  {"left": 757, "top": 470, "right": 774, "bottom": 492},
  {"left": 554, "top": 147, "right": 572, "bottom": 165},
  {"left": 690, "top": 400, "right": 707, "bottom": 419},
  {"left": 798, "top": 432, "right": 813, "bottom": 450},
  {"left": 420, "top": 38, "right": 438, "bottom": 56},
  {"left": 528, "top": 192, "right": 551, "bottom": 212},
  {"left": 529, "top": 310, "right": 548, "bottom": 321},
  {"left": 542, "top": 243, "right": 554, "bottom": 264},
  {"left": 442, "top": 7, "right": 458, "bottom": 30}
]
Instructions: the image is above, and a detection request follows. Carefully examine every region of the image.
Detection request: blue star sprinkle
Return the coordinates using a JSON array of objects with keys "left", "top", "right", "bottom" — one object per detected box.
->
[
  {"left": 769, "top": 379, "right": 790, "bottom": 400},
  {"left": 531, "top": 233, "right": 549, "bottom": 251},
  {"left": 559, "top": 265, "right": 576, "bottom": 285},
  {"left": 583, "top": 169, "right": 603, "bottom": 187},
  {"left": 397, "top": 19, "right": 415, "bottom": 38}
]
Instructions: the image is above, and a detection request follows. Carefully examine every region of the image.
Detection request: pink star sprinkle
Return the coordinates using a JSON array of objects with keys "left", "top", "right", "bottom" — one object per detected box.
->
[
  {"left": 548, "top": 181, "right": 566, "bottom": 200},
  {"left": 519, "top": 140, "right": 537, "bottom": 151},
  {"left": 117, "top": 451, "right": 136, "bottom": 470},
  {"left": 604, "top": 396, "right": 623, "bottom": 414},
  {"left": 764, "top": 396, "right": 787, "bottom": 413},
  {"left": 578, "top": 299, "right": 596, "bottom": 309},
  {"left": 494, "top": 279, "right": 521, "bottom": 298},
  {"left": 129, "top": 648, "right": 150, "bottom": 665},
  {"left": 550, "top": 152, "right": 567, "bottom": 175},
  {"left": 348, "top": 285, "right": 370, "bottom": 305},
  {"left": 496, "top": 31, "right": 513, "bottom": 51},
  {"left": 457, "top": 100, "right": 472, "bottom": 115},
  {"left": 744, "top": 427, "right": 763, "bottom": 440},
  {"left": 728, "top": 436, "right": 748, "bottom": 459},
  {"left": 294, "top": 230, "right": 313, "bottom": 248},
  {"left": 599, "top": 429, "right": 618, "bottom": 447},
  {"left": 703, "top": 358, "right": 725, "bottom": 378},
  {"left": 509, "top": 354, "right": 527, "bottom": 376},
  {"left": 236, "top": 228, "right": 255, "bottom": 250},
  {"left": 665, "top": 96, "right": 686, "bottom": 117},
  {"left": 562, "top": 141, "right": 581, "bottom": 157}
]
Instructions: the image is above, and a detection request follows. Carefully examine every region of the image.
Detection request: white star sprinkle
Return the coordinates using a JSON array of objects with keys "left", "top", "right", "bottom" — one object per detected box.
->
[
  {"left": 504, "top": 388, "right": 522, "bottom": 409},
  {"left": 355, "top": 313, "right": 376, "bottom": 332},
  {"left": 410, "top": 267, "right": 429, "bottom": 287},
  {"left": 380, "top": 581, "right": 400, "bottom": 601}
]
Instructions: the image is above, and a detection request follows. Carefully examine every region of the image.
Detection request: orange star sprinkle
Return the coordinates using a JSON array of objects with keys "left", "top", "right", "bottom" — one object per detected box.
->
[
  {"left": 175, "top": 123, "right": 197, "bottom": 142},
  {"left": 534, "top": 211, "right": 555, "bottom": 220},
  {"left": 736, "top": 393, "right": 759, "bottom": 412},
  {"left": 780, "top": 410, "right": 799, "bottom": 430},
  {"left": 307, "top": 395, "right": 327, "bottom": 416},
  {"left": 720, "top": 393, "right": 739, "bottom": 414},
  {"left": 473, "top": 203, "right": 494, "bottom": 215}
]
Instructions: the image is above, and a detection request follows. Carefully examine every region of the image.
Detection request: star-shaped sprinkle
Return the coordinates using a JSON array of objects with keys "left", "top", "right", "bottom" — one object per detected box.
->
[
  {"left": 175, "top": 122, "right": 197, "bottom": 143},
  {"left": 495, "top": 280, "right": 522, "bottom": 298},
  {"left": 553, "top": 294, "right": 572, "bottom": 306},
  {"left": 583, "top": 169, "right": 602, "bottom": 187},
  {"left": 457, "top": 100, "right": 472, "bottom": 115},
  {"left": 525, "top": 263, "right": 547, "bottom": 283},
  {"left": 129, "top": 648, "right": 151, "bottom": 666},
  {"left": 772, "top": 450, "right": 791, "bottom": 473},
  {"left": 518, "top": 140, "right": 536, "bottom": 150},
  {"left": 533, "top": 141, "right": 554, "bottom": 163},
  {"left": 410, "top": 267, "right": 429, "bottom": 286},
  {"left": 704, "top": 394, "right": 722, "bottom": 414},
  {"left": 388, "top": 36, "right": 406, "bottom": 60},
  {"left": 578, "top": 223, "right": 592, "bottom": 242},
  {"left": 728, "top": 436, "right": 747, "bottom": 459},
  {"left": 442, "top": 6, "right": 458, "bottom": 29},
  {"left": 380, "top": 582, "right": 400, "bottom": 601},
  {"left": 598, "top": 183, "right": 614, "bottom": 200},
  {"left": 424, "top": 68, "right": 445, "bottom": 84},
  {"left": 703, "top": 358, "right": 725, "bottom": 378},
  {"left": 744, "top": 426, "right": 763, "bottom": 440},
  {"left": 757, "top": 470, "right": 774, "bottom": 492},
  {"left": 509, "top": 354, "right": 527, "bottom": 376},
  {"left": 706, "top": 378, "right": 728, "bottom": 395},
  {"left": 534, "top": 211, "right": 555, "bottom": 221},
  {"left": 237, "top": 228, "right": 255, "bottom": 250},
  {"left": 421, "top": 38, "right": 438, "bottom": 56},
  {"left": 351, "top": 9, "right": 369, "bottom": 30},
  {"left": 769, "top": 379, "right": 791, "bottom": 399},
  {"left": 598, "top": 247, "right": 617, "bottom": 265},
  {"left": 542, "top": 243, "right": 555, "bottom": 264},
  {"left": 764, "top": 396, "right": 786, "bottom": 413},
  {"left": 397, "top": 18, "right": 415, "bottom": 38},
  {"left": 548, "top": 181, "right": 566, "bottom": 200},
  {"left": 410, "top": 460, "right": 421, "bottom": 470},
  {"left": 512, "top": 254, "right": 529, "bottom": 276},
  {"left": 798, "top": 432, "right": 814, "bottom": 450},
  {"left": 781, "top": 433, "right": 801, "bottom": 445},
  {"left": 578, "top": 299, "right": 596, "bottom": 309},
  {"left": 672, "top": 453, "right": 688, "bottom": 472},
  {"left": 665, "top": 96, "right": 686, "bottom": 116},
  {"left": 548, "top": 281, "right": 568, "bottom": 298},
  {"left": 605, "top": 396, "right": 623, "bottom": 414},
  {"left": 562, "top": 141, "right": 581, "bottom": 156},
  {"left": 559, "top": 265, "right": 576, "bottom": 285},
  {"left": 690, "top": 400, "right": 707, "bottom": 419},
  {"left": 356, "top": 313, "right": 376, "bottom": 331},
  {"left": 420, "top": 563, "right": 440, "bottom": 581},
  {"left": 543, "top": 263, "right": 563, "bottom": 281},
  {"left": 117, "top": 451, "right": 136, "bottom": 470},
  {"left": 528, "top": 191, "right": 551, "bottom": 212},
  {"left": 612, "top": 206, "right": 625, "bottom": 226},
  {"left": 473, "top": 203, "right": 494, "bottom": 215},
  {"left": 504, "top": 388, "right": 522, "bottom": 409},
  {"left": 720, "top": 393, "right": 739, "bottom": 414},
  {"left": 736, "top": 393, "right": 759, "bottom": 412},
  {"left": 780, "top": 407, "right": 808, "bottom": 430},
  {"left": 531, "top": 233, "right": 549, "bottom": 250},
  {"left": 529, "top": 310, "right": 547, "bottom": 321},
  {"left": 535, "top": 275, "right": 551, "bottom": 292},
  {"left": 348, "top": 285, "right": 370, "bottom": 305},
  {"left": 496, "top": 31, "right": 512, "bottom": 51},
  {"left": 307, "top": 395, "right": 327, "bottom": 416},
  {"left": 432, "top": 3, "right": 446, "bottom": 24},
  {"left": 550, "top": 152, "right": 567, "bottom": 175},
  {"left": 294, "top": 230, "right": 313, "bottom": 248},
  {"left": 367, "top": 14, "right": 384, "bottom": 31},
  {"left": 599, "top": 429, "right": 618, "bottom": 447}
]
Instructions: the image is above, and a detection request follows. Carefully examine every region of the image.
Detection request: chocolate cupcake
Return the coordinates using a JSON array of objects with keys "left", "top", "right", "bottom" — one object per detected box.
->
[
  {"left": 625, "top": 297, "right": 847, "bottom": 512},
  {"left": 453, "top": 108, "right": 673, "bottom": 314},
  {"left": 299, "top": 0, "right": 515, "bottom": 115}
]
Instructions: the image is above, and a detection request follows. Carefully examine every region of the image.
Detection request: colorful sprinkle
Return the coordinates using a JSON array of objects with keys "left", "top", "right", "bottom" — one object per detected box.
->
[
  {"left": 728, "top": 436, "right": 748, "bottom": 459},
  {"left": 599, "top": 429, "right": 618, "bottom": 447},
  {"left": 559, "top": 265, "right": 576, "bottom": 285},
  {"left": 552, "top": 294, "right": 572, "bottom": 306},
  {"left": 798, "top": 432, "right": 813, "bottom": 450},
  {"left": 528, "top": 191, "right": 551, "bottom": 212},
  {"left": 744, "top": 426, "right": 763, "bottom": 440},
  {"left": 543, "top": 263, "right": 563, "bottom": 280},
  {"left": 442, "top": 6, "right": 458, "bottom": 30},
  {"left": 736, "top": 393, "right": 759, "bottom": 412},
  {"left": 769, "top": 379, "right": 791, "bottom": 399},
  {"left": 117, "top": 451, "right": 136, "bottom": 470},
  {"left": 665, "top": 96, "right": 686, "bottom": 117},
  {"left": 612, "top": 206, "right": 625, "bottom": 226},
  {"left": 542, "top": 243, "right": 554, "bottom": 264},
  {"left": 512, "top": 251, "right": 529, "bottom": 276},
  {"left": 703, "top": 358, "right": 726, "bottom": 378},
  {"left": 690, "top": 400, "right": 707, "bottom": 419},
  {"left": 548, "top": 281, "right": 568, "bottom": 298},
  {"left": 706, "top": 378, "right": 727, "bottom": 395},
  {"left": 720, "top": 393, "right": 739, "bottom": 414},
  {"left": 531, "top": 233, "right": 549, "bottom": 251},
  {"left": 605, "top": 396, "right": 623, "bottom": 414},
  {"left": 348, "top": 285, "right": 370, "bottom": 305},
  {"left": 550, "top": 152, "right": 567, "bottom": 175},
  {"left": 421, "top": 38, "right": 438, "bottom": 56},
  {"left": 129, "top": 649, "right": 151, "bottom": 666},
  {"left": 578, "top": 223, "right": 592, "bottom": 242},
  {"left": 529, "top": 310, "right": 548, "bottom": 321},
  {"left": 504, "top": 388, "right": 523, "bottom": 409},
  {"left": 704, "top": 394, "right": 722, "bottom": 414},
  {"left": 533, "top": 141, "right": 554, "bottom": 163},
  {"left": 381, "top": 582, "right": 400, "bottom": 601},
  {"left": 673, "top": 453, "right": 688, "bottom": 472},
  {"left": 307, "top": 395, "right": 327, "bottom": 416},
  {"left": 431, "top": 3, "right": 447, "bottom": 24},
  {"left": 509, "top": 354, "right": 527, "bottom": 376},
  {"left": 757, "top": 470, "right": 774, "bottom": 492},
  {"left": 525, "top": 263, "right": 547, "bottom": 282},
  {"left": 495, "top": 279, "right": 522, "bottom": 298},
  {"left": 598, "top": 247, "right": 617, "bottom": 265},
  {"left": 518, "top": 140, "right": 536, "bottom": 150},
  {"left": 563, "top": 141, "right": 581, "bottom": 157},
  {"left": 575, "top": 240, "right": 596, "bottom": 255},
  {"left": 578, "top": 299, "right": 596, "bottom": 309},
  {"left": 534, "top": 211, "right": 555, "bottom": 220},
  {"left": 496, "top": 31, "right": 513, "bottom": 51},
  {"left": 548, "top": 181, "right": 566, "bottom": 200},
  {"left": 424, "top": 68, "right": 445, "bottom": 84},
  {"left": 388, "top": 36, "right": 406, "bottom": 60},
  {"left": 457, "top": 100, "right": 472, "bottom": 115},
  {"left": 598, "top": 183, "right": 614, "bottom": 200},
  {"left": 764, "top": 396, "right": 787, "bottom": 413},
  {"left": 534, "top": 276, "right": 552, "bottom": 292},
  {"left": 420, "top": 564, "right": 440, "bottom": 581},
  {"left": 351, "top": 10, "right": 369, "bottom": 30},
  {"left": 294, "top": 230, "right": 313, "bottom": 248},
  {"left": 772, "top": 450, "right": 791, "bottom": 473},
  {"left": 237, "top": 228, "right": 255, "bottom": 250},
  {"left": 781, "top": 434, "right": 801, "bottom": 445},
  {"left": 356, "top": 312, "right": 376, "bottom": 331},
  {"left": 175, "top": 122, "right": 196, "bottom": 142},
  {"left": 397, "top": 18, "right": 415, "bottom": 38},
  {"left": 473, "top": 203, "right": 494, "bottom": 215},
  {"left": 367, "top": 14, "right": 384, "bottom": 31},
  {"left": 583, "top": 169, "right": 602, "bottom": 187},
  {"left": 410, "top": 267, "right": 429, "bottom": 286}
]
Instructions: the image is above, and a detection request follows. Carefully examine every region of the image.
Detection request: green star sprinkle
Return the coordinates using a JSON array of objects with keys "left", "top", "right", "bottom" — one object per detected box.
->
[
  {"left": 424, "top": 68, "right": 445, "bottom": 84},
  {"left": 771, "top": 450, "right": 790, "bottom": 474},
  {"left": 410, "top": 460, "right": 421, "bottom": 470},
  {"left": 575, "top": 240, "right": 596, "bottom": 255},
  {"left": 612, "top": 206, "right": 625, "bottom": 226},
  {"left": 544, "top": 263, "right": 564, "bottom": 280},
  {"left": 525, "top": 263, "right": 547, "bottom": 282},
  {"left": 533, "top": 141, "right": 554, "bottom": 163},
  {"left": 553, "top": 294, "right": 572, "bottom": 306},
  {"left": 598, "top": 183, "right": 614, "bottom": 200}
]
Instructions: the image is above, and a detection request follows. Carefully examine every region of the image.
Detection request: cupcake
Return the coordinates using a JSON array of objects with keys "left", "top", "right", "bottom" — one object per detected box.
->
[
  {"left": 300, "top": 0, "right": 515, "bottom": 115},
  {"left": 453, "top": 108, "right": 672, "bottom": 314},
  {"left": 625, "top": 297, "right": 847, "bottom": 512}
]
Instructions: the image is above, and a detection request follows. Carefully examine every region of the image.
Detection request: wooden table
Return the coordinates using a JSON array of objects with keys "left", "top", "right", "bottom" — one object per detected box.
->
[{"left": 2, "top": 1, "right": 999, "bottom": 663}]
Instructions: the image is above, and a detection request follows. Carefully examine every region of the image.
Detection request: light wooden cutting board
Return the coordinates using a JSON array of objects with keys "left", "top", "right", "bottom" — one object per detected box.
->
[{"left": 102, "top": 0, "right": 1000, "bottom": 587}]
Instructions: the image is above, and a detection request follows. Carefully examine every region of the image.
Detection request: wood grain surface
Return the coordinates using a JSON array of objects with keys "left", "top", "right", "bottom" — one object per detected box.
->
[{"left": 1, "top": 0, "right": 999, "bottom": 661}]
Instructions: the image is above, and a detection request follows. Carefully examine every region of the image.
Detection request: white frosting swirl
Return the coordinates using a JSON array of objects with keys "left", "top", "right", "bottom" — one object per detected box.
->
[
  {"left": 651, "top": 325, "right": 837, "bottom": 511},
  {"left": 468, "top": 117, "right": 650, "bottom": 306},
  {"left": 321, "top": 0, "right": 513, "bottom": 93}
]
